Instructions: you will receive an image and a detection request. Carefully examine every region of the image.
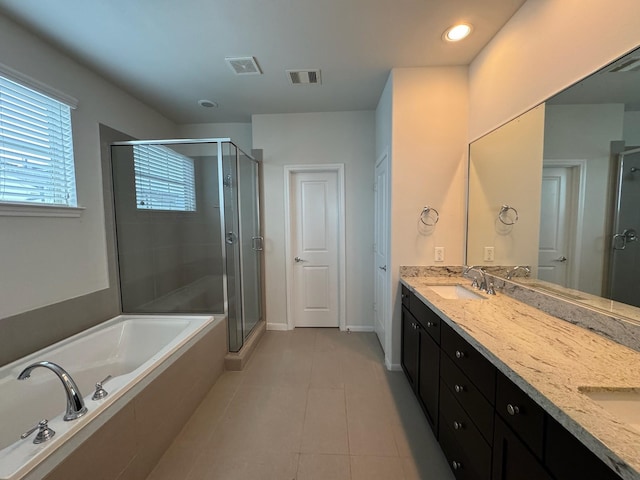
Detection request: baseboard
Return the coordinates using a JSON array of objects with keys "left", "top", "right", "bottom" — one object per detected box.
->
[
  {"left": 266, "top": 322, "right": 289, "bottom": 331},
  {"left": 385, "top": 357, "right": 402, "bottom": 371},
  {"left": 345, "top": 325, "right": 375, "bottom": 332}
]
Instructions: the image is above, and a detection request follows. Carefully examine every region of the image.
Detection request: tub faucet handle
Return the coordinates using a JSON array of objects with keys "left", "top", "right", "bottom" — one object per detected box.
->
[
  {"left": 92, "top": 375, "right": 112, "bottom": 400},
  {"left": 21, "top": 419, "right": 55, "bottom": 444}
]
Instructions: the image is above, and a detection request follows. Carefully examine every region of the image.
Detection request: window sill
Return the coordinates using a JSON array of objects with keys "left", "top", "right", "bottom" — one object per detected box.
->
[{"left": 0, "top": 202, "right": 85, "bottom": 218}]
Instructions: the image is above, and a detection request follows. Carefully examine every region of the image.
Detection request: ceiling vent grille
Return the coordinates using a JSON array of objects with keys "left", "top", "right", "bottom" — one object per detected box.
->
[
  {"left": 286, "top": 69, "right": 322, "bottom": 85},
  {"left": 606, "top": 56, "right": 640, "bottom": 73},
  {"left": 225, "top": 56, "right": 262, "bottom": 75}
]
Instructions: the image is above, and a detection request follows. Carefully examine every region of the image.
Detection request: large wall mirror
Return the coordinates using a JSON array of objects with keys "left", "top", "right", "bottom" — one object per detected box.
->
[{"left": 468, "top": 45, "right": 640, "bottom": 317}]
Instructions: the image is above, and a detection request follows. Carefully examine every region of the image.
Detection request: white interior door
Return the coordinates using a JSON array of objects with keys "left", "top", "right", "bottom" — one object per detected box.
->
[
  {"left": 290, "top": 170, "right": 339, "bottom": 327},
  {"left": 374, "top": 153, "right": 389, "bottom": 349},
  {"left": 538, "top": 166, "right": 573, "bottom": 286}
]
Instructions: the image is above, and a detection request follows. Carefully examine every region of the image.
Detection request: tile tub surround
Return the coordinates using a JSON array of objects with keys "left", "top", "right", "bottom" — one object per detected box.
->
[
  {"left": 401, "top": 275, "right": 640, "bottom": 480},
  {"left": 35, "top": 317, "right": 227, "bottom": 480}
]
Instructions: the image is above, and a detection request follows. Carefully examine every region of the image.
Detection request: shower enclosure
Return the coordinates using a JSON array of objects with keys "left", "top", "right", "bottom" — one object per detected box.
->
[
  {"left": 110, "top": 138, "right": 262, "bottom": 351},
  {"left": 608, "top": 147, "right": 640, "bottom": 307}
]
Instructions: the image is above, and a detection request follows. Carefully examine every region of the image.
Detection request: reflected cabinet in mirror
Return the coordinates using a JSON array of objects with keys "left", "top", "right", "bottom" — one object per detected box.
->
[{"left": 467, "top": 45, "right": 640, "bottom": 317}]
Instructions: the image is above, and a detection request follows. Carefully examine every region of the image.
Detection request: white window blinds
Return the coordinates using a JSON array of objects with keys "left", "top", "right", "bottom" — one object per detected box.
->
[
  {"left": 0, "top": 75, "right": 77, "bottom": 206},
  {"left": 133, "top": 145, "right": 196, "bottom": 211}
]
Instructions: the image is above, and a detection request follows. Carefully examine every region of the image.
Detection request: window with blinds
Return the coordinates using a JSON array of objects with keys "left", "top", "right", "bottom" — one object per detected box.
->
[
  {"left": 0, "top": 74, "right": 77, "bottom": 206},
  {"left": 133, "top": 144, "right": 196, "bottom": 211}
]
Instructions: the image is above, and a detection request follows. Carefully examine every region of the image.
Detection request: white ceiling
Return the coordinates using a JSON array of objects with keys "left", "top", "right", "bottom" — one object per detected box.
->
[{"left": 0, "top": 0, "right": 526, "bottom": 123}]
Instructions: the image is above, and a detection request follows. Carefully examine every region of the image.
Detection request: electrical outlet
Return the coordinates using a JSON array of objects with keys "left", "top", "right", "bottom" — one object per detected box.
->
[
  {"left": 484, "top": 246, "right": 495, "bottom": 262},
  {"left": 435, "top": 246, "right": 445, "bottom": 262}
]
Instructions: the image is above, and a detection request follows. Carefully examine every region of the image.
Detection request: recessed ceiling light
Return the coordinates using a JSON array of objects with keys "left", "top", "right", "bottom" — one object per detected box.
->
[
  {"left": 198, "top": 99, "right": 218, "bottom": 108},
  {"left": 443, "top": 23, "right": 473, "bottom": 42}
]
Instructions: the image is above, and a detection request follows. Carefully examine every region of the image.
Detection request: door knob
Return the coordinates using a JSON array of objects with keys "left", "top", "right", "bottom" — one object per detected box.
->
[
  {"left": 553, "top": 256, "right": 567, "bottom": 262},
  {"left": 294, "top": 256, "right": 304, "bottom": 263},
  {"left": 379, "top": 265, "right": 387, "bottom": 271}
]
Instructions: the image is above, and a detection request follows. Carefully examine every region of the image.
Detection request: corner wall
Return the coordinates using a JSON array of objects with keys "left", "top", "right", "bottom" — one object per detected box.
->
[
  {"left": 252, "top": 111, "right": 376, "bottom": 331},
  {"left": 388, "top": 67, "right": 469, "bottom": 367}
]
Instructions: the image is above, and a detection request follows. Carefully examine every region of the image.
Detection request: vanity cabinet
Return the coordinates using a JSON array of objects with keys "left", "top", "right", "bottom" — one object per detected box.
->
[
  {"left": 400, "top": 283, "right": 625, "bottom": 480},
  {"left": 401, "top": 286, "right": 440, "bottom": 433}
]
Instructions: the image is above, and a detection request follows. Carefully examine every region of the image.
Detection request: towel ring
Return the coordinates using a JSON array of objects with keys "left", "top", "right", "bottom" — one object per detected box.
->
[
  {"left": 420, "top": 206, "right": 439, "bottom": 226},
  {"left": 498, "top": 205, "right": 518, "bottom": 225}
]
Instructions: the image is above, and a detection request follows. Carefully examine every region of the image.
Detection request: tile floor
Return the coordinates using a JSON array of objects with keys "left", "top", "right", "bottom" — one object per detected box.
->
[{"left": 146, "top": 328, "right": 454, "bottom": 480}]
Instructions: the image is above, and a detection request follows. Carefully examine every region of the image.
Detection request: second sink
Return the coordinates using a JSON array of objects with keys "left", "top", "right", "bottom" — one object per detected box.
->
[
  {"left": 580, "top": 388, "right": 640, "bottom": 432},
  {"left": 426, "top": 285, "right": 484, "bottom": 300}
]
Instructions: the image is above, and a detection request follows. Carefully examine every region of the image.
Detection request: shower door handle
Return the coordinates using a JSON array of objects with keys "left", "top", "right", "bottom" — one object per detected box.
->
[
  {"left": 225, "top": 232, "right": 237, "bottom": 245},
  {"left": 252, "top": 236, "right": 264, "bottom": 251},
  {"left": 613, "top": 228, "right": 638, "bottom": 250}
]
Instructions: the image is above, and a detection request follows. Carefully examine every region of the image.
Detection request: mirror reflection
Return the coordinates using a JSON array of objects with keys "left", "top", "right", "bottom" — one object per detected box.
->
[{"left": 468, "top": 46, "right": 640, "bottom": 313}]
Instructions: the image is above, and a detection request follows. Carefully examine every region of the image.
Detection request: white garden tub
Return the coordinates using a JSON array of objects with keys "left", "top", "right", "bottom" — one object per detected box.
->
[{"left": 0, "top": 314, "right": 220, "bottom": 480}]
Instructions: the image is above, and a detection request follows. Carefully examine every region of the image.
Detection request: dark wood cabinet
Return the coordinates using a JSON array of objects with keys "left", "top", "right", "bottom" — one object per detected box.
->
[
  {"left": 402, "top": 301, "right": 440, "bottom": 433},
  {"left": 401, "top": 305, "right": 419, "bottom": 390},
  {"left": 545, "top": 416, "right": 622, "bottom": 480},
  {"left": 493, "top": 416, "right": 554, "bottom": 480}
]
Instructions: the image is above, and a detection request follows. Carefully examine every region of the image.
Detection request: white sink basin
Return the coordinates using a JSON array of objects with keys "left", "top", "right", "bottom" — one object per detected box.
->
[
  {"left": 426, "top": 285, "right": 484, "bottom": 300},
  {"left": 581, "top": 389, "right": 640, "bottom": 432}
]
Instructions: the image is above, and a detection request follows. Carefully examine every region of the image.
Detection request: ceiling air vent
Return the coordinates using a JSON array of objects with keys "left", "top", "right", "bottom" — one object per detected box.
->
[
  {"left": 606, "top": 56, "right": 640, "bottom": 73},
  {"left": 286, "top": 69, "right": 322, "bottom": 85},
  {"left": 225, "top": 56, "right": 262, "bottom": 75}
]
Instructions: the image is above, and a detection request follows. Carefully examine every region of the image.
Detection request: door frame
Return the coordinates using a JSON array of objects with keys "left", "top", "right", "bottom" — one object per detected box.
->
[
  {"left": 283, "top": 164, "right": 346, "bottom": 330},
  {"left": 541, "top": 159, "right": 587, "bottom": 289}
]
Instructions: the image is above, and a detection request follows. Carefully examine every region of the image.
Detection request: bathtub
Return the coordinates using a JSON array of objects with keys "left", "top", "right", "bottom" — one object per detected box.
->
[{"left": 0, "top": 314, "right": 224, "bottom": 480}]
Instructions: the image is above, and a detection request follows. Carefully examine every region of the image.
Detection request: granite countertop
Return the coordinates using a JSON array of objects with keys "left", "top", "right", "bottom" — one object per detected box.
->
[{"left": 401, "top": 275, "right": 640, "bottom": 480}]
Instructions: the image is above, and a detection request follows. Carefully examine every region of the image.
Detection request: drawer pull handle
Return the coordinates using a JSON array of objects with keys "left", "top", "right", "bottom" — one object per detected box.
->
[
  {"left": 453, "top": 420, "right": 463, "bottom": 430},
  {"left": 507, "top": 404, "right": 520, "bottom": 416},
  {"left": 452, "top": 461, "right": 462, "bottom": 470},
  {"left": 454, "top": 384, "right": 465, "bottom": 393},
  {"left": 427, "top": 321, "right": 434, "bottom": 327},
  {"left": 455, "top": 350, "right": 465, "bottom": 359}
]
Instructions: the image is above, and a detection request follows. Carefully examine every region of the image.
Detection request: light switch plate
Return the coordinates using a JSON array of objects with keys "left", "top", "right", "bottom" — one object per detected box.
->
[{"left": 435, "top": 246, "right": 445, "bottom": 262}]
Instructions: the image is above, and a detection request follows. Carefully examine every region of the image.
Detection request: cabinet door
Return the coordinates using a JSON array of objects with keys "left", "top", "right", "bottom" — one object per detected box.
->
[
  {"left": 418, "top": 326, "right": 440, "bottom": 433},
  {"left": 545, "top": 416, "right": 621, "bottom": 480},
  {"left": 492, "top": 416, "right": 553, "bottom": 480},
  {"left": 401, "top": 306, "right": 419, "bottom": 390}
]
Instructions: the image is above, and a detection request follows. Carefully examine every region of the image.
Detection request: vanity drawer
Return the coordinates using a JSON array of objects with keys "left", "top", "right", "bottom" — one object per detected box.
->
[
  {"left": 495, "top": 371, "right": 545, "bottom": 459},
  {"left": 440, "top": 379, "right": 492, "bottom": 480},
  {"left": 440, "top": 353, "right": 494, "bottom": 442},
  {"left": 441, "top": 322, "right": 496, "bottom": 403},
  {"left": 410, "top": 294, "right": 441, "bottom": 344},
  {"left": 401, "top": 285, "right": 411, "bottom": 308}
]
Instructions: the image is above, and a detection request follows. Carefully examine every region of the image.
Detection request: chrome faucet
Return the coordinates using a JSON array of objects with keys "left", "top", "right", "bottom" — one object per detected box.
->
[
  {"left": 18, "top": 361, "right": 88, "bottom": 421},
  {"left": 464, "top": 266, "right": 487, "bottom": 291},
  {"left": 506, "top": 265, "right": 531, "bottom": 280},
  {"left": 463, "top": 266, "right": 496, "bottom": 295}
]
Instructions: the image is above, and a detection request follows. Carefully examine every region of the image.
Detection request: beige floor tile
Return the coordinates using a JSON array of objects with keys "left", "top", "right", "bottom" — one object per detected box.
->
[
  {"left": 187, "top": 451, "right": 299, "bottom": 480},
  {"left": 301, "top": 388, "right": 349, "bottom": 454},
  {"left": 146, "top": 329, "right": 453, "bottom": 480},
  {"left": 345, "top": 386, "right": 399, "bottom": 457},
  {"left": 310, "top": 350, "right": 345, "bottom": 389},
  {"left": 297, "top": 453, "right": 351, "bottom": 480},
  {"left": 350, "top": 455, "right": 405, "bottom": 480}
]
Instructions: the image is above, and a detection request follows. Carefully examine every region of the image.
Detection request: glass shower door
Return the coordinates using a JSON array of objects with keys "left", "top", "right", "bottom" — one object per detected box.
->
[
  {"left": 238, "top": 152, "right": 262, "bottom": 336},
  {"left": 609, "top": 149, "right": 640, "bottom": 307}
]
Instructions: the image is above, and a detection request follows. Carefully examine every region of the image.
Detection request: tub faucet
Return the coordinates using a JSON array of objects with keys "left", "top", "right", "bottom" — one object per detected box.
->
[
  {"left": 18, "top": 361, "right": 88, "bottom": 421},
  {"left": 506, "top": 265, "right": 531, "bottom": 280}
]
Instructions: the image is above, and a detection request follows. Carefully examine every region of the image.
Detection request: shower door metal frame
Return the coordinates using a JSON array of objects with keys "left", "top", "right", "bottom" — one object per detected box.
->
[{"left": 110, "top": 138, "right": 261, "bottom": 350}]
